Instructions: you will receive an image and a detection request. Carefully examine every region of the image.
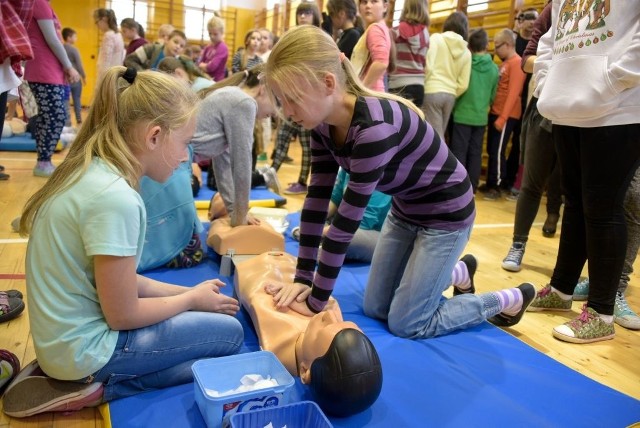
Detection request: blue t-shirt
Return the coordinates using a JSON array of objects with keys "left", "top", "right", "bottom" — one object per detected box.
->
[{"left": 26, "top": 158, "right": 146, "bottom": 379}]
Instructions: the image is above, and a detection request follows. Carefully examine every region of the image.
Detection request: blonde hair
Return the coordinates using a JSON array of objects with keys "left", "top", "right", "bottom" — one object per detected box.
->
[
  {"left": 264, "top": 25, "right": 422, "bottom": 118},
  {"left": 158, "top": 55, "right": 211, "bottom": 82},
  {"left": 199, "top": 63, "right": 264, "bottom": 99},
  {"left": 207, "top": 16, "right": 225, "bottom": 33},
  {"left": 19, "top": 67, "right": 200, "bottom": 236}
]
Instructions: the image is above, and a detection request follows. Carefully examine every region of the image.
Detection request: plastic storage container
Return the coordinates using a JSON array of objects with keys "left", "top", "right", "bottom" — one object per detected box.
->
[
  {"left": 230, "top": 401, "right": 333, "bottom": 428},
  {"left": 192, "top": 351, "right": 295, "bottom": 428}
]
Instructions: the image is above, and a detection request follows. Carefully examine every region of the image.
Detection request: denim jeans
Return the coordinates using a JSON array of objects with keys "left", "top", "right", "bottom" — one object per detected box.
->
[
  {"left": 550, "top": 124, "right": 640, "bottom": 315},
  {"left": 363, "top": 213, "right": 493, "bottom": 338},
  {"left": 84, "top": 311, "right": 243, "bottom": 402}
]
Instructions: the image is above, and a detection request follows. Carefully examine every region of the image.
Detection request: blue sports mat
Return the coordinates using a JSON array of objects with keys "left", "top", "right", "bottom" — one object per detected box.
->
[
  {"left": 109, "top": 216, "right": 640, "bottom": 427},
  {"left": 196, "top": 170, "right": 286, "bottom": 206},
  {"left": 0, "top": 133, "right": 66, "bottom": 152}
]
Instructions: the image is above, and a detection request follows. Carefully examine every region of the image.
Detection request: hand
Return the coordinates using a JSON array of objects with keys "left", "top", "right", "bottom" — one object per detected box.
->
[
  {"left": 493, "top": 118, "right": 505, "bottom": 131},
  {"left": 246, "top": 214, "right": 261, "bottom": 226},
  {"left": 198, "top": 62, "right": 207, "bottom": 71},
  {"left": 272, "top": 282, "right": 311, "bottom": 310},
  {"left": 189, "top": 279, "right": 240, "bottom": 315},
  {"left": 65, "top": 68, "right": 80, "bottom": 84},
  {"left": 208, "top": 193, "right": 227, "bottom": 221},
  {"left": 264, "top": 281, "right": 315, "bottom": 315}
]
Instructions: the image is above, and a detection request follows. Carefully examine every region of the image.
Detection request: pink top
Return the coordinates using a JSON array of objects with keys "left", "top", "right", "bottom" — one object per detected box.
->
[
  {"left": 200, "top": 41, "right": 228, "bottom": 82},
  {"left": 363, "top": 22, "right": 391, "bottom": 92},
  {"left": 24, "top": 0, "right": 64, "bottom": 85}
]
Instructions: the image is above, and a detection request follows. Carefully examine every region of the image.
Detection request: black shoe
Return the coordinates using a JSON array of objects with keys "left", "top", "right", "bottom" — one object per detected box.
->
[
  {"left": 0, "top": 171, "right": 9, "bottom": 180},
  {"left": 454, "top": 254, "right": 477, "bottom": 296},
  {"left": 542, "top": 213, "right": 559, "bottom": 237},
  {"left": 488, "top": 283, "right": 535, "bottom": 327}
]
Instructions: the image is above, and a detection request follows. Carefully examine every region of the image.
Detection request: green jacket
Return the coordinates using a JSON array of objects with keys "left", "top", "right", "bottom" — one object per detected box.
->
[{"left": 453, "top": 53, "right": 499, "bottom": 126}]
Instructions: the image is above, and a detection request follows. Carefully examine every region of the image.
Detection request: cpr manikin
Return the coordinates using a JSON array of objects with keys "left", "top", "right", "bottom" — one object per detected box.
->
[
  {"left": 234, "top": 251, "right": 382, "bottom": 416},
  {"left": 207, "top": 194, "right": 284, "bottom": 255}
]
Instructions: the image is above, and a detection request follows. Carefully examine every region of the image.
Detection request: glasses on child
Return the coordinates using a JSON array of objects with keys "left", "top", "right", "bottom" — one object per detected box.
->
[{"left": 297, "top": 10, "right": 313, "bottom": 16}]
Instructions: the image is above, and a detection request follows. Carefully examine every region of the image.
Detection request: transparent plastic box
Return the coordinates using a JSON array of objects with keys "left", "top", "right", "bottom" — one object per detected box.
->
[{"left": 230, "top": 400, "right": 333, "bottom": 428}]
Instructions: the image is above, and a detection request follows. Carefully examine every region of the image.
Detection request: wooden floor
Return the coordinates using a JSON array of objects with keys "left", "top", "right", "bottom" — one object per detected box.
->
[{"left": 1, "top": 140, "right": 639, "bottom": 427}]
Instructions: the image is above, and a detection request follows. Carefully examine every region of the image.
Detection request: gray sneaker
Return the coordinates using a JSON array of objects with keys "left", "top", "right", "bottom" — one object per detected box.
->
[
  {"left": 614, "top": 292, "right": 640, "bottom": 330},
  {"left": 502, "top": 242, "right": 525, "bottom": 272},
  {"left": 261, "top": 167, "right": 282, "bottom": 195}
]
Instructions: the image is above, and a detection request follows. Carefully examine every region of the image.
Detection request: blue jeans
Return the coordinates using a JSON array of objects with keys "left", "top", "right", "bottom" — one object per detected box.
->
[
  {"left": 84, "top": 311, "right": 243, "bottom": 402},
  {"left": 363, "top": 213, "right": 492, "bottom": 338}
]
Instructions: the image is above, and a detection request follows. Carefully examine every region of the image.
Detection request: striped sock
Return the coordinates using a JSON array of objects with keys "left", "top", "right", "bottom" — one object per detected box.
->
[
  {"left": 450, "top": 261, "right": 470, "bottom": 291},
  {"left": 495, "top": 288, "right": 524, "bottom": 316}
]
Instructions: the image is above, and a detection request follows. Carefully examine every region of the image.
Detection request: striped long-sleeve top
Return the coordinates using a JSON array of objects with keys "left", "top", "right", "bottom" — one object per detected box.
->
[{"left": 296, "top": 96, "right": 476, "bottom": 313}]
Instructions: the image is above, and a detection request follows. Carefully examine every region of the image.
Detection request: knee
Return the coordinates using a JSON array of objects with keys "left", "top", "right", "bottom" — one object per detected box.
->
[{"left": 387, "top": 317, "right": 423, "bottom": 339}]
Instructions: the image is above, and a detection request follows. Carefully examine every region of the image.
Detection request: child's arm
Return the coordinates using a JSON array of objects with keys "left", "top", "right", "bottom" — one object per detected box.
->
[
  {"left": 36, "top": 19, "right": 79, "bottom": 83},
  {"left": 95, "top": 255, "right": 239, "bottom": 330},
  {"left": 361, "top": 23, "right": 389, "bottom": 90}
]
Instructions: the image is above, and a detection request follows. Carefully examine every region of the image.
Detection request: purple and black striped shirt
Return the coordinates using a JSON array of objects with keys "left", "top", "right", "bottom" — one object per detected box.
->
[{"left": 296, "top": 96, "right": 475, "bottom": 312}]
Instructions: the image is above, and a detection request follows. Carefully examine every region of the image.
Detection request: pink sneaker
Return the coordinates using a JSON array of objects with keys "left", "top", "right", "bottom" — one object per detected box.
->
[{"left": 3, "top": 360, "right": 103, "bottom": 418}]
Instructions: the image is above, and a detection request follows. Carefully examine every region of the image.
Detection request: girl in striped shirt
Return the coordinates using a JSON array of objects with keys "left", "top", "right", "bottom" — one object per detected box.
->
[{"left": 263, "top": 25, "right": 534, "bottom": 339}]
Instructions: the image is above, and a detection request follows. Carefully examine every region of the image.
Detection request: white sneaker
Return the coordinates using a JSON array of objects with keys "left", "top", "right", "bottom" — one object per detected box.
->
[{"left": 262, "top": 167, "right": 282, "bottom": 195}]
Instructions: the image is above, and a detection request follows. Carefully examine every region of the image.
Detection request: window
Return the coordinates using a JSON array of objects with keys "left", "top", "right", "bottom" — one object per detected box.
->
[
  {"left": 184, "top": 0, "right": 222, "bottom": 42},
  {"left": 392, "top": 0, "right": 405, "bottom": 27},
  {"left": 467, "top": 0, "right": 488, "bottom": 13},
  {"left": 107, "top": 0, "right": 149, "bottom": 30}
]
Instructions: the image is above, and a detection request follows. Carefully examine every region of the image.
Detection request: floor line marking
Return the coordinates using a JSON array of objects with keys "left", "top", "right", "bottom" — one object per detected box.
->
[
  {"left": 0, "top": 238, "right": 29, "bottom": 244},
  {"left": 0, "top": 273, "right": 26, "bottom": 280}
]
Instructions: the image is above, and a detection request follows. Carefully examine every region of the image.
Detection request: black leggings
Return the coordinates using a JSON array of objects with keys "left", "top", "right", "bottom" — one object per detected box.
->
[{"left": 550, "top": 124, "right": 640, "bottom": 315}]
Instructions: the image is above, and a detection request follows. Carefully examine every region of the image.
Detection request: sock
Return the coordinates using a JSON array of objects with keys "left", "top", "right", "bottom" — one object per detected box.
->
[
  {"left": 495, "top": 288, "right": 524, "bottom": 316},
  {"left": 551, "top": 286, "right": 573, "bottom": 300},
  {"left": 450, "top": 261, "right": 470, "bottom": 290},
  {"left": 599, "top": 314, "right": 614, "bottom": 323}
]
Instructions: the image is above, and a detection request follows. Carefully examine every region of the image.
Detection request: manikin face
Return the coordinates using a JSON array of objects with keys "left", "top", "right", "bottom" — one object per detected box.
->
[
  {"left": 209, "top": 27, "right": 223, "bottom": 44},
  {"left": 296, "top": 309, "right": 361, "bottom": 384},
  {"left": 164, "top": 36, "right": 186, "bottom": 57},
  {"left": 359, "top": 0, "right": 387, "bottom": 27},
  {"left": 143, "top": 117, "right": 195, "bottom": 183},
  {"left": 271, "top": 76, "right": 332, "bottom": 130}
]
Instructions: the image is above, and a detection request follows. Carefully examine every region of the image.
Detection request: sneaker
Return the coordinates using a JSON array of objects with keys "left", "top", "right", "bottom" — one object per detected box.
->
[
  {"left": 256, "top": 152, "right": 268, "bottom": 162},
  {"left": 477, "top": 183, "right": 492, "bottom": 193},
  {"left": 11, "top": 216, "right": 20, "bottom": 233},
  {"left": 0, "top": 291, "right": 25, "bottom": 323},
  {"left": 505, "top": 189, "right": 519, "bottom": 201},
  {"left": 501, "top": 242, "right": 525, "bottom": 272},
  {"left": 2, "top": 360, "right": 104, "bottom": 418},
  {"left": 614, "top": 292, "right": 640, "bottom": 330},
  {"left": 483, "top": 188, "right": 501, "bottom": 201},
  {"left": 573, "top": 278, "right": 589, "bottom": 301},
  {"left": 552, "top": 304, "right": 615, "bottom": 344},
  {"left": 291, "top": 226, "right": 300, "bottom": 241},
  {"left": 62, "top": 126, "right": 77, "bottom": 134},
  {"left": 0, "top": 349, "right": 20, "bottom": 395},
  {"left": 261, "top": 167, "right": 282, "bottom": 195},
  {"left": 0, "top": 171, "right": 9, "bottom": 180},
  {"left": 527, "top": 284, "right": 573, "bottom": 312},
  {"left": 488, "top": 282, "right": 536, "bottom": 327},
  {"left": 453, "top": 254, "right": 477, "bottom": 296},
  {"left": 33, "top": 161, "right": 55, "bottom": 178},
  {"left": 283, "top": 182, "right": 307, "bottom": 195}
]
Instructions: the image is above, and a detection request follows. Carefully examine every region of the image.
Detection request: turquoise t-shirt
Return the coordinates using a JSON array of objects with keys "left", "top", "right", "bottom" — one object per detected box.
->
[{"left": 26, "top": 158, "right": 146, "bottom": 380}]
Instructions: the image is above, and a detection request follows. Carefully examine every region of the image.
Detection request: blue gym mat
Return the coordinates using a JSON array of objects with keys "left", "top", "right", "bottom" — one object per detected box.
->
[
  {"left": 0, "top": 133, "right": 66, "bottom": 152},
  {"left": 108, "top": 215, "right": 640, "bottom": 428},
  {"left": 196, "top": 170, "right": 287, "bottom": 207}
]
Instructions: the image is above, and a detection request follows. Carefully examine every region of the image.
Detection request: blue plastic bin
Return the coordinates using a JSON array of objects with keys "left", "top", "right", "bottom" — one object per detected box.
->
[
  {"left": 192, "top": 351, "right": 295, "bottom": 428},
  {"left": 230, "top": 401, "right": 333, "bottom": 428}
]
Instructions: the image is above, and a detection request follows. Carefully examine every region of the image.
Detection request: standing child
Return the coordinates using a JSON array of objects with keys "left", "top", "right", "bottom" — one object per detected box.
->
[
  {"left": 124, "top": 30, "right": 186, "bottom": 71},
  {"left": 62, "top": 27, "right": 87, "bottom": 126},
  {"left": 423, "top": 11, "right": 471, "bottom": 142},
  {"left": 93, "top": 9, "right": 125, "bottom": 86},
  {"left": 388, "top": 0, "right": 430, "bottom": 106},
  {"left": 263, "top": 25, "right": 535, "bottom": 338},
  {"left": 191, "top": 65, "right": 281, "bottom": 227},
  {"left": 449, "top": 28, "right": 499, "bottom": 193},
  {"left": 327, "top": 0, "right": 364, "bottom": 60},
  {"left": 198, "top": 16, "right": 228, "bottom": 82},
  {"left": 232, "top": 29, "right": 263, "bottom": 73},
  {"left": 480, "top": 28, "right": 526, "bottom": 200},
  {"left": 120, "top": 18, "right": 148, "bottom": 56},
  {"left": 2, "top": 67, "right": 243, "bottom": 418},
  {"left": 350, "top": 0, "right": 393, "bottom": 92}
]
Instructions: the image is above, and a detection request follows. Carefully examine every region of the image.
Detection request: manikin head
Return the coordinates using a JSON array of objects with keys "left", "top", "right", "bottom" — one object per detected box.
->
[{"left": 296, "top": 308, "right": 383, "bottom": 416}]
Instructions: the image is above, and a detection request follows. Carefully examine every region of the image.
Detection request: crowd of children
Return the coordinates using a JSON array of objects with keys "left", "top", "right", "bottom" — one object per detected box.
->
[{"left": 1, "top": 0, "right": 639, "bottom": 420}]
